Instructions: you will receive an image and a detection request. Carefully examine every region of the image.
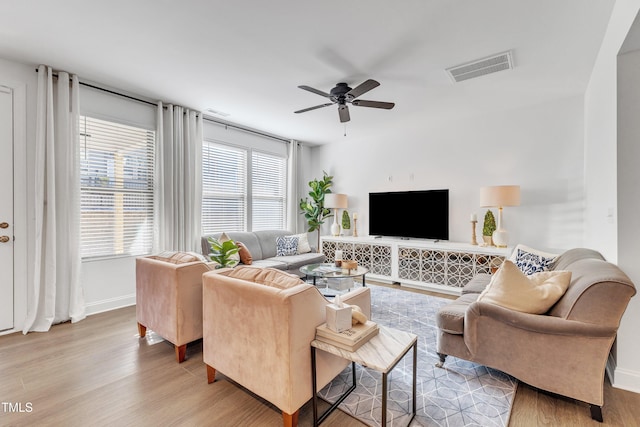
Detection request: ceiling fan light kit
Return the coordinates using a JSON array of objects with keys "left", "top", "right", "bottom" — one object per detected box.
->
[{"left": 294, "top": 79, "right": 395, "bottom": 123}]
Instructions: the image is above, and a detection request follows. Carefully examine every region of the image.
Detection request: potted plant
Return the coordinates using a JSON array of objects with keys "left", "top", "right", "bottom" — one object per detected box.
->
[
  {"left": 482, "top": 210, "right": 496, "bottom": 246},
  {"left": 299, "top": 171, "right": 333, "bottom": 249},
  {"left": 341, "top": 210, "right": 351, "bottom": 236},
  {"left": 207, "top": 237, "right": 240, "bottom": 268}
]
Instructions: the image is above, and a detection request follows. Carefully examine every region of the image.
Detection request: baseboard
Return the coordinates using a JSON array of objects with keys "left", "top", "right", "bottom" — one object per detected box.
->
[
  {"left": 607, "top": 352, "right": 640, "bottom": 394},
  {"left": 85, "top": 294, "right": 136, "bottom": 316}
]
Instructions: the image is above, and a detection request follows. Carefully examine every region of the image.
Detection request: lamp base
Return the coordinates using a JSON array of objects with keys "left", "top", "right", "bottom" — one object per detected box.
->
[
  {"left": 331, "top": 222, "right": 340, "bottom": 237},
  {"left": 492, "top": 229, "right": 509, "bottom": 248}
]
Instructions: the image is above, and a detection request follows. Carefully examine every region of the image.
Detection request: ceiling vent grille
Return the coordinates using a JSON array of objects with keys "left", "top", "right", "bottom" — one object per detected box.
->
[{"left": 446, "top": 51, "right": 513, "bottom": 83}]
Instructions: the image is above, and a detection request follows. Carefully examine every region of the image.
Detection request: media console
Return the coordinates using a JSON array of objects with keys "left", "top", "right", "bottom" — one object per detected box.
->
[{"left": 321, "top": 235, "right": 511, "bottom": 295}]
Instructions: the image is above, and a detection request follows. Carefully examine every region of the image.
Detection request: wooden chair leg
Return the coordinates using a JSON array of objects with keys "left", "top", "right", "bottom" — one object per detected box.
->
[
  {"left": 282, "top": 410, "right": 299, "bottom": 427},
  {"left": 206, "top": 364, "right": 216, "bottom": 384},
  {"left": 435, "top": 352, "right": 447, "bottom": 368},
  {"left": 590, "top": 404, "right": 603, "bottom": 422},
  {"left": 137, "top": 323, "right": 146, "bottom": 338},
  {"left": 175, "top": 344, "right": 187, "bottom": 363}
]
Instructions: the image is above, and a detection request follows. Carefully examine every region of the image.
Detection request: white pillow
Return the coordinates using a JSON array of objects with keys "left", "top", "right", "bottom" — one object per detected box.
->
[
  {"left": 292, "top": 233, "right": 311, "bottom": 254},
  {"left": 477, "top": 260, "right": 572, "bottom": 314},
  {"left": 218, "top": 232, "right": 240, "bottom": 262},
  {"left": 509, "top": 244, "right": 558, "bottom": 275}
]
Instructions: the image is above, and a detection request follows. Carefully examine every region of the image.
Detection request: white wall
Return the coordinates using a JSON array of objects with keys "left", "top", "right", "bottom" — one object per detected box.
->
[
  {"left": 616, "top": 43, "right": 640, "bottom": 393},
  {"left": 311, "top": 96, "right": 585, "bottom": 253},
  {"left": 584, "top": 0, "right": 640, "bottom": 394}
]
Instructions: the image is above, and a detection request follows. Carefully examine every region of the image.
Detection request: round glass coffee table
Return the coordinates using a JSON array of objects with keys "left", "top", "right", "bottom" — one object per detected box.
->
[{"left": 300, "top": 263, "right": 369, "bottom": 297}]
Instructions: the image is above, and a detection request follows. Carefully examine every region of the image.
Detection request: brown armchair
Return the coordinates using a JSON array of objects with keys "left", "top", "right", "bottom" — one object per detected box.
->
[
  {"left": 435, "top": 248, "right": 636, "bottom": 421},
  {"left": 202, "top": 266, "right": 372, "bottom": 427},
  {"left": 136, "top": 251, "right": 213, "bottom": 362}
]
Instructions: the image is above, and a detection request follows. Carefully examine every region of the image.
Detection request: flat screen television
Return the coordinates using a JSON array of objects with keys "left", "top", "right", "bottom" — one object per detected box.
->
[{"left": 369, "top": 189, "right": 449, "bottom": 240}]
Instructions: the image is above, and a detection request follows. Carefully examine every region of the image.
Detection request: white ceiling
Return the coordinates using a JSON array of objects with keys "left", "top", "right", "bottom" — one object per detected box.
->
[{"left": 0, "top": 0, "right": 615, "bottom": 145}]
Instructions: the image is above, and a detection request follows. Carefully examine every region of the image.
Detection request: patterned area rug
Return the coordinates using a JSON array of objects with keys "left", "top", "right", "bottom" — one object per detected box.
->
[{"left": 318, "top": 285, "right": 517, "bottom": 427}]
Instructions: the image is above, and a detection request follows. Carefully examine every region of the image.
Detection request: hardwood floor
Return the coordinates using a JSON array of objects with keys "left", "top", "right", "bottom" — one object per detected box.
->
[{"left": 1, "top": 283, "right": 639, "bottom": 426}]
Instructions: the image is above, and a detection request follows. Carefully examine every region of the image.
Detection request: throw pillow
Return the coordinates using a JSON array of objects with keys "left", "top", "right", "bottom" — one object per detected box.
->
[
  {"left": 477, "top": 260, "right": 572, "bottom": 314},
  {"left": 509, "top": 244, "right": 558, "bottom": 275},
  {"left": 291, "top": 233, "right": 311, "bottom": 254},
  {"left": 276, "top": 235, "right": 299, "bottom": 256},
  {"left": 218, "top": 232, "right": 241, "bottom": 263},
  {"left": 236, "top": 241, "right": 253, "bottom": 265}
]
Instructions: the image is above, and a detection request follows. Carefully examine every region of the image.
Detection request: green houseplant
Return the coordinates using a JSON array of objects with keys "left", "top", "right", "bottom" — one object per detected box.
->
[
  {"left": 341, "top": 210, "right": 351, "bottom": 236},
  {"left": 207, "top": 237, "right": 240, "bottom": 268},
  {"left": 299, "top": 171, "right": 333, "bottom": 249},
  {"left": 482, "top": 210, "right": 497, "bottom": 246}
]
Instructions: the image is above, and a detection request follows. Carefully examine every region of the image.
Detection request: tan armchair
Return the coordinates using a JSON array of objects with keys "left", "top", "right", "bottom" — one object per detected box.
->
[
  {"left": 436, "top": 248, "right": 636, "bottom": 421},
  {"left": 136, "top": 251, "right": 213, "bottom": 363},
  {"left": 202, "top": 266, "right": 371, "bottom": 427}
]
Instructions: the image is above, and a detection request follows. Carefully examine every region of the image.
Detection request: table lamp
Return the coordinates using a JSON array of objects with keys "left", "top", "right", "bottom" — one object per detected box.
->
[
  {"left": 479, "top": 185, "right": 520, "bottom": 248},
  {"left": 324, "top": 193, "right": 348, "bottom": 237}
]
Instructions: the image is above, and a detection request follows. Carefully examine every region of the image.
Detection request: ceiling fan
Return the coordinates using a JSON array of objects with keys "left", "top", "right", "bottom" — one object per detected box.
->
[{"left": 294, "top": 79, "right": 395, "bottom": 123}]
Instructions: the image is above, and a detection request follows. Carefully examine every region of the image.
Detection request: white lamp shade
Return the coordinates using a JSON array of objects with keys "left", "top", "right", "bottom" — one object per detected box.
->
[
  {"left": 324, "top": 193, "right": 348, "bottom": 209},
  {"left": 479, "top": 185, "right": 521, "bottom": 208}
]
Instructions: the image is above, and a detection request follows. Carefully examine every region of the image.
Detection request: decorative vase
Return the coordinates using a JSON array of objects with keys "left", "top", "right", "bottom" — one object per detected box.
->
[{"left": 482, "top": 235, "right": 494, "bottom": 246}]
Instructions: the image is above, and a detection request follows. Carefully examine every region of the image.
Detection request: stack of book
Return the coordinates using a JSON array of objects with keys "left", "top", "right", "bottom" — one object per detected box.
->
[{"left": 315, "top": 320, "right": 379, "bottom": 352}]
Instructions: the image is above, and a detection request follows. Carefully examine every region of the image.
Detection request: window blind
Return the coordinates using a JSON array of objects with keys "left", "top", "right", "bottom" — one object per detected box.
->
[
  {"left": 252, "top": 151, "right": 287, "bottom": 231},
  {"left": 79, "top": 116, "right": 155, "bottom": 259},
  {"left": 201, "top": 141, "right": 247, "bottom": 234}
]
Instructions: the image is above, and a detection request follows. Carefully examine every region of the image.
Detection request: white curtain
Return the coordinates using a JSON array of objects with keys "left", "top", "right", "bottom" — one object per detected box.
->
[
  {"left": 154, "top": 102, "right": 203, "bottom": 252},
  {"left": 24, "top": 65, "right": 85, "bottom": 333},
  {"left": 286, "top": 140, "right": 302, "bottom": 233}
]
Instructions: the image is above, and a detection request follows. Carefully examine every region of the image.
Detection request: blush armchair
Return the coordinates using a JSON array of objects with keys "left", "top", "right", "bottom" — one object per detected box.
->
[
  {"left": 202, "top": 266, "right": 371, "bottom": 427},
  {"left": 136, "top": 251, "right": 213, "bottom": 363}
]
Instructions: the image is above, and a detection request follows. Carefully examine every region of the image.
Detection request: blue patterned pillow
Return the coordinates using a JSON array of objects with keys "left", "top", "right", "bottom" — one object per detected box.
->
[
  {"left": 515, "top": 248, "right": 556, "bottom": 275},
  {"left": 276, "top": 235, "right": 299, "bottom": 256}
]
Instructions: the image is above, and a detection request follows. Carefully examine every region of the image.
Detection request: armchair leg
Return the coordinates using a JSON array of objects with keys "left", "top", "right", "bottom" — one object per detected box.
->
[
  {"left": 206, "top": 364, "right": 216, "bottom": 384},
  {"left": 282, "top": 410, "right": 299, "bottom": 427},
  {"left": 175, "top": 344, "right": 187, "bottom": 363},
  {"left": 137, "top": 323, "right": 147, "bottom": 338},
  {"left": 590, "top": 404, "right": 603, "bottom": 422},
  {"left": 435, "top": 352, "right": 447, "bottom": 368}
]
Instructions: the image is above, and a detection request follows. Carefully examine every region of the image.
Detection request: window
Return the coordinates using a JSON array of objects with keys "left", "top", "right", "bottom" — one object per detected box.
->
[
  {"left": 252, "top": 151, "right": 286, "bottom": 230},
  {"left": 79, "top": 116, "right": 155, "bottom": 259},
  {"left": 201, "top": 142, "right": 287, "bottom": 234},
  {"left": 201, "top": 142, "right": 247, "bottom": 234}
]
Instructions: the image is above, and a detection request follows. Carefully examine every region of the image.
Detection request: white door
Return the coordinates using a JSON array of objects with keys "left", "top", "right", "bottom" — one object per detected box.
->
[{"left": 0, "top": 86, "right": 13, "bottom": 331}]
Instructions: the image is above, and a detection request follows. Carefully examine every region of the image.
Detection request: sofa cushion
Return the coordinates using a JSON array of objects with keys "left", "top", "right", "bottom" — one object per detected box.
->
[
  {"left": 510, "top": 244, "right": 558, "bottom": 275},
  {"left": 202, "top": 232, "right": 264, "bottom": 260},
  {"left": 265, "top": 252, "right": 326, "bottom": 272},
  {"left": 276, "top": 235, "right": 299, "bottom": 256},
  {"left": 461, "top": 274, "right": 492, "bottom": 294},
  {"left": 436, "top": 293, "right": 479, "bottom": 334},
  {"left": 254, "top": 230, "right": 293, "bottom": 259},
  {"left": 478, "top": 260, "right": 572, "bottom": 314},
  {"left": 227, "top": 266, "right": 304, "bottom": 289}
]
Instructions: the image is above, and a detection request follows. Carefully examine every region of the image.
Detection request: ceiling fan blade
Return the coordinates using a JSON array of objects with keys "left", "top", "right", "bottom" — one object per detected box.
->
[
  {"left": 294, "top": 103, "right": 334, "bottom": 114},
  {"left": 338, "top": 105, "right": 350, "bottom": 123},
  {"left": 346, "top": 79, "right": 380, "bottom": 99},
  {"left": 298, "top": 85, "right": 331, "bottom": 98},
  {"left": 352, "top": 99, "right": 395, "bottom": 109}
]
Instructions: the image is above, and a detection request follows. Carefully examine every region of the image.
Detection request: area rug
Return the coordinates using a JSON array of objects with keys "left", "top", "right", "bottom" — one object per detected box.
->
[{"left": 318, "top": 285, "right": 517, "bottom": 427}]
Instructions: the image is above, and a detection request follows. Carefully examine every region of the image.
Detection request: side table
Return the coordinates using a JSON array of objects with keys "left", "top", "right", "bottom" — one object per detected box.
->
[{"left": 311, "top": 325, "right": 418, "bottom": 426}]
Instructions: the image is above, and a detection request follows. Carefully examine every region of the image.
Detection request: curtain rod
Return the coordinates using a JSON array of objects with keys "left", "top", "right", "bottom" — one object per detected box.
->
[{"left": 35, "top": 67, "right": 291, "bottom": 144}]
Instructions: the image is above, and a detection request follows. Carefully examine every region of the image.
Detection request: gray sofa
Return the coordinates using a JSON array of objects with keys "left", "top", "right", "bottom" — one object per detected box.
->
[
  {"left": 435, "top": 248, "right": 636, "bottom": 422},
  {"left": 201, "top": 230, "right": 325, "bottom": 277}
]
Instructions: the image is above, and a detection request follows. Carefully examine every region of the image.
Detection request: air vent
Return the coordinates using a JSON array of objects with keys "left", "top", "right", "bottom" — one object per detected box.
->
[{"left": 446, "top": 51, "right": 513, "bottom": 83}]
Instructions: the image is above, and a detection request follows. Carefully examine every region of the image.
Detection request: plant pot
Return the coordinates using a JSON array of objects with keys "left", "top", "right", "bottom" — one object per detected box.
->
[
  {"left": 341, "top": 229, "right": 351, "bottom": 237},
  {"left": 482, "top": 235, "right": 494, "bottom": 246}
]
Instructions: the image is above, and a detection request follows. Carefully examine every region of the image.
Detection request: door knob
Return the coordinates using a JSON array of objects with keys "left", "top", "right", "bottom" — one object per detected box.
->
[
  {"left": 0, "top": 222, "right": 8, "bottom": 229},
  {"left": 0, "top": 236, "right": 9, "bottom": 243}
]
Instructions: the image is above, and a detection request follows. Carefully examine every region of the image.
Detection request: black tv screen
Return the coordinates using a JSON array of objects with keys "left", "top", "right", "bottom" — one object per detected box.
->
[{"left": 369, "top": 190, "right": 449, "bottom": 240}]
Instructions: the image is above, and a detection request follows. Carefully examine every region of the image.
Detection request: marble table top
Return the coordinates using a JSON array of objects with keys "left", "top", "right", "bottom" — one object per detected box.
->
[{"left": 311, "top": 324, "right": 417, "bottom": 373}]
